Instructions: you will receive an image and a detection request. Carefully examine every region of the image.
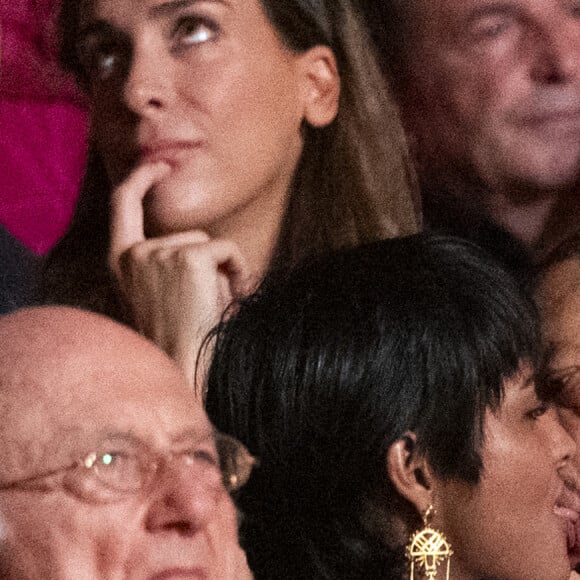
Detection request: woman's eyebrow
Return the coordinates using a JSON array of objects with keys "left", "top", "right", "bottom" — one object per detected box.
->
[
  {"left": 148, "top": 0, "right": 231, "bottom": 18},
  {"left": 77, "top": 19, "right": 121, "bottom": 42},
  {"left": 79, "top": 0, "right": 231, "bottom": 34}
]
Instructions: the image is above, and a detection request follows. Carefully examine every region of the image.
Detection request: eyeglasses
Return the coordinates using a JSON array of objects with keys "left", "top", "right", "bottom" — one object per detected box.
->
[{"left": 0, "top": 431, "right": 256, "bottom": 503}]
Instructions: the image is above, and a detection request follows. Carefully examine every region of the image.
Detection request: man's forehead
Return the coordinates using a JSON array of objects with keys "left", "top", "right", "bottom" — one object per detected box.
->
[
  {"left": 0, "top": 307, "right": 205, "bottom": 478},
  {"left": 0, "top": 392, "right": 210, "bottom": 479}
]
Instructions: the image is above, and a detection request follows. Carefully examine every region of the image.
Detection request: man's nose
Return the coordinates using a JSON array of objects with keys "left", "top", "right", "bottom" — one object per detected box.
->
[
  {"left": 123, "top": 41, "right": 175, "bottom": 116},
  {"left": 531, "top": 17, "right": 580, "bottom": 84},
  {"left": 144, "top": 461, "right": 222, "bottom": 534}
]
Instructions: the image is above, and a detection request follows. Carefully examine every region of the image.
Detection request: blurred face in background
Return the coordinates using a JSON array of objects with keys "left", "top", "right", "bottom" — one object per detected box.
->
[{"left": 399, "top": 0, "right": 580, "bottom": 194}]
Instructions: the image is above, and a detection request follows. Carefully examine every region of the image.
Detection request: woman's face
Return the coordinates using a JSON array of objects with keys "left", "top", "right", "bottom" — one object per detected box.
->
[
  {"left": 78, "top": 0, "right": 318, "bottom": 236},
  {"left": 537, "top": 258, "right": 580, "bottom": 417},
  {"left": 432, "top": 366, "right": 578, "bottom": 580},
  {"left": 537, "top": 258, "right": 580, "bottom": 569}
]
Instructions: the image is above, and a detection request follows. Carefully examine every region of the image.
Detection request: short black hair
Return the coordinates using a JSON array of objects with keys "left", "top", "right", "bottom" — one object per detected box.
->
[{"left": 206, "top": 233, "right": 540, "bottom": 579}]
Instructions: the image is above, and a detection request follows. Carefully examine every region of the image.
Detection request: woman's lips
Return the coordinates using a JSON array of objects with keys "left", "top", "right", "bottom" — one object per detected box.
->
[
  {"left": 554, "top": 489, "right": 580, "bottom": 564},
  {"left": 553, "top": 479, "right": 580, "bottom": 559},
  {"left": 140, "top": 141, "right": 203, "bottom": 166},
  {"left": 553, "top": 507, "right": 578, "bottom": 552},
  {"left": 554, "top": 506, "right": 580, "bottom": 523}
]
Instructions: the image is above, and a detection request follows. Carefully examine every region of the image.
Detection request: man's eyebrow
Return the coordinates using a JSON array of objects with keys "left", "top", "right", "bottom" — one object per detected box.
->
[
  {"left": 171, "top": 428, "right": 216, "bottom": 445},
  {"left": 100, "top": 428, "right": 217, "bottom": 447},
  {"left": 465, "top": 1, "right": 516, "bottom": 21},
  {"left": 149, "top": 0, "right": 230, "bottom": 18},
  {"left": 91, "top": 431, "right": 142, "bottom": 445}
]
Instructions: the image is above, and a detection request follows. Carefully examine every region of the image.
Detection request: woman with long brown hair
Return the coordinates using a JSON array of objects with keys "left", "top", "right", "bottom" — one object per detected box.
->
[{"left": 40, "top": 0, "right": 419, "bottom": 381}]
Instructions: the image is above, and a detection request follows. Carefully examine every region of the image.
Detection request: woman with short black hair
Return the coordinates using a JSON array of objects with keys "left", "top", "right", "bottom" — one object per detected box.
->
[{"left": 207, "top": 233, "right": 579, "bottom": 580}]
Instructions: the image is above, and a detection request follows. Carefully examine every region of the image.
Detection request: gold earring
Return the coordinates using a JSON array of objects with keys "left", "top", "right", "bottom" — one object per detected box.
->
[{"left": 406, "top": 505, "right": 453, "bottom": 580}]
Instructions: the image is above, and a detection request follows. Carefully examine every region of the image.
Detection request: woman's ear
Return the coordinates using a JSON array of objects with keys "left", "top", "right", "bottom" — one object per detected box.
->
[
  {"left": 387, "top": 432, "right": 435, "bottom": 516},
  {"left": 298, "top": 45, "right": 340, "bottom": 128}
]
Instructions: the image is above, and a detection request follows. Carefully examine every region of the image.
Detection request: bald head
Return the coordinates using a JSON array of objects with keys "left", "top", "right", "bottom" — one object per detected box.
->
[
  {"left": 0, "top": 305, "right": 182, "bottom": 391},
  {"left": 0, "top": 306, "right": 197, "bottom": 479},
  {"left": 0, "top": 305, "right": 148, "bottom": 353},
  {"left": 0, "top": 307, "right": 248, "bottom": 579}
]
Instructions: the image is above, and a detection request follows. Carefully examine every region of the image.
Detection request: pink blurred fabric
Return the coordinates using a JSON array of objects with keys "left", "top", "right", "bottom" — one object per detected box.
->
[{"left": 0, "top": 0, "right": 88, "bottom": 254}]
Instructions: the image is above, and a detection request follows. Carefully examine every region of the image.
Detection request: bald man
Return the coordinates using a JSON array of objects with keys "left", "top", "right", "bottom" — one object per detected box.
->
[{"left": 0, "top": 306, "right": 253, "bottom": 579}]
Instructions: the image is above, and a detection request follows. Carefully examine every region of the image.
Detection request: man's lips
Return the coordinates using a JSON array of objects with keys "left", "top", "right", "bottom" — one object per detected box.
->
[{"left": 516, "top": 110, "right": 580, "bottom": 135}]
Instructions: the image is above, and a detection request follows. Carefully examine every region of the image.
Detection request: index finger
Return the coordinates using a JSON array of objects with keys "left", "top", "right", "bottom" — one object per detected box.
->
[{"left": 109, "top": 162, "right": 171, "bottom": 269}]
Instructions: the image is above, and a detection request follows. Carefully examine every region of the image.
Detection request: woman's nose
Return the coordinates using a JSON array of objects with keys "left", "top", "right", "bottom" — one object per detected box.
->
[
  {"left": 123, "top": 41, "right": 175, "bottom": 116},
  {"left": 547, "top": 405, "right": 577, "bottom": 465}
]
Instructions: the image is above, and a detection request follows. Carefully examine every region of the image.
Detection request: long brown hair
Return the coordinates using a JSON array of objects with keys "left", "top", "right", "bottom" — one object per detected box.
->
[{"left": 40, "top": 0, "right": 420, "bottom": 319}]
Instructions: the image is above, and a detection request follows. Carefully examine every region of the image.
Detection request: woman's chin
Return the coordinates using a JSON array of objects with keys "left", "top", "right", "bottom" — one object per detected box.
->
[{"left": 142, "top": 186, "right": 212, "bottom": 237}]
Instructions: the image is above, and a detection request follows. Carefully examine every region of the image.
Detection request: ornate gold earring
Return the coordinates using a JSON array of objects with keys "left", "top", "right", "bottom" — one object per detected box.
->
[{"left": 406, "top": 505, "right": 453, "bottom": 580}]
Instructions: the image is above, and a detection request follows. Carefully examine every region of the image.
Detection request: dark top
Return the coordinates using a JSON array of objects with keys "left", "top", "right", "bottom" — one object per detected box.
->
[
  {"left": 0, "top": 224, "right": 41, "bottom": 314},
  {"left": 422, "top": 188, "right": 534, "bottom": 285}
]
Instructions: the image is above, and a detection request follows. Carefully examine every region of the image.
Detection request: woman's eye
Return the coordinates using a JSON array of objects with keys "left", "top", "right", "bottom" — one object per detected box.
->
[
  {"left": 556, "top": 386, "right": 580, "bottom": 412},
  {"left": 78, "top": 37, "right": 123, "bottom": 83},
  {"left": 174, "top": 16, "right": 218, "bottom": 48},
  {"left": 527, "top": 402, "right": 549, "bottom": 420},
  {"left": 93, "top": 52, "right": 119, "bottom": 80}
]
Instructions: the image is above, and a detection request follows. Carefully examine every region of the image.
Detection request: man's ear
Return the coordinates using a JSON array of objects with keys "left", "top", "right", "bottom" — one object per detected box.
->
[
  {"left": 387, "top": 432, "right": 435, "bottom": 516},
  {"left": 298, "top": 45, "right": 340, "bottom": 128}
]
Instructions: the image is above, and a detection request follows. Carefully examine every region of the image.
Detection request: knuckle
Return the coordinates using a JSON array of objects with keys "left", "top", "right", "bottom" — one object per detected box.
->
[
  {"left": 125, "top": 242, "right": 150, "bottom": 263},
  {"left": 176, "top": 246, "right": 203, "bottom": 269}
]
